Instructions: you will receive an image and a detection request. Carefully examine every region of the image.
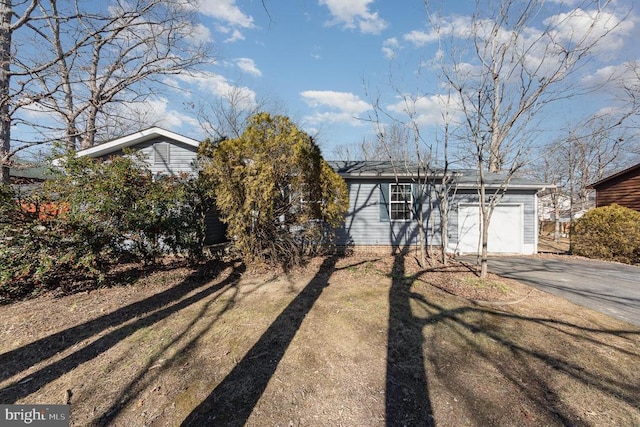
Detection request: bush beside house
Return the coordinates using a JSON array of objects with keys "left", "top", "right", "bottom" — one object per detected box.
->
[
  {"left": 0, "top": 152, "right": 211, "bottom": 301},
  {"left": 200, "top": 113, "right": 348, "bottom": 268},
  {"left": 572, "top": 204, "right": 640, "bottom": 265}
]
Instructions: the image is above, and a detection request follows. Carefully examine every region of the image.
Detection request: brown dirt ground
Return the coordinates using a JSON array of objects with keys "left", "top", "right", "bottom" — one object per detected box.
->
[
  {"left": 537, "top": 235, "right": 571, "bottom": 254},
  {"left": 0, "top": 254, "right": 638, "bottom": 426}
]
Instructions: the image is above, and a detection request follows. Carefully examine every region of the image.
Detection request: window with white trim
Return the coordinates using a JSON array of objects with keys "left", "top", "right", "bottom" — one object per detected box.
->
[{"left": 390, "top": 183, "right": 412, "bottom": 220}]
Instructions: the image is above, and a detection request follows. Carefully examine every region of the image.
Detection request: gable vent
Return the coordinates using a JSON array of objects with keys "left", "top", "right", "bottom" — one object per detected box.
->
[{"left": 153, "top": 142, "right": 170, "bottom": 165}]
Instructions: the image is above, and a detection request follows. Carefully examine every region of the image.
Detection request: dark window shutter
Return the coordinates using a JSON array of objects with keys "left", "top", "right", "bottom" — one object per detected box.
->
[{"left": 379, "top": 183, "right": 389, "bottom": 222}]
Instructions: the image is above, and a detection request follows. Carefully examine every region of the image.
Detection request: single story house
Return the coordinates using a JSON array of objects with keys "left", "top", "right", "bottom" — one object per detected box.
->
[
  {"left": 587, "top": 162, "right": 640, "bottom": 212},
  {"left": 330, "top": 161, "right": 548, "bottom": 255},
  {"left": 74, "top": 128, "right": 550, "bottom": 255}
]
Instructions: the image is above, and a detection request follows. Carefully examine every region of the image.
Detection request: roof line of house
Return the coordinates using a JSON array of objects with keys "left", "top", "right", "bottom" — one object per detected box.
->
[
  {"left": 587, "top": 162, "right": 640, "bottom": 189},
  {"left": 75, "top": 127, "right": 200, "bottom": 158},
  {"left": 455, "top": 183, "right": 552, "bottom": 191}
]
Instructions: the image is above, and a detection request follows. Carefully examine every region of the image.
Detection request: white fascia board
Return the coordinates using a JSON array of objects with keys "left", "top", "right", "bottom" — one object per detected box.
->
[
  {"left": 75, "top": 127, "right": 200, "bottom": 158},
  {"left": 455, "top": 183, "right": 554, "bottom": 191},
  {"left": 337, "top": 172, "right": 445, "bottom": 180}
]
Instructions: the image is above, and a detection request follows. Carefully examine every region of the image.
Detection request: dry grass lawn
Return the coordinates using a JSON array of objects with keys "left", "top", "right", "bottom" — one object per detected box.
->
[{"left": 0, "top": 255, "right": 638, "bottom": 426}]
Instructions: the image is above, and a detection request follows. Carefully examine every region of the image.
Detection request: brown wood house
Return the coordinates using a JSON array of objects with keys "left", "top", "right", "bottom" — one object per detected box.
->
[{"left": 587, "top": 162, "right": 640, "bottom": 212}]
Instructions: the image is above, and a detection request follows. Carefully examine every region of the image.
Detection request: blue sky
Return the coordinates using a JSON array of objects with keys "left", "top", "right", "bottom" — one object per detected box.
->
[{"left": 32, "top": 0, "right": 638, "bottom": 161}]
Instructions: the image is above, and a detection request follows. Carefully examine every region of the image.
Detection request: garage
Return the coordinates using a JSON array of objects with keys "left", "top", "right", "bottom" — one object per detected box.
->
[{"left": 457, "top": 204, "right": 524, "bottom": 254}]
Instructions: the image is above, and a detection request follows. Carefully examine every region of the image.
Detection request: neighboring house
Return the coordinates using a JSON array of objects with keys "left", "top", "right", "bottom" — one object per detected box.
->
[
  {"left": 75, "top": 127, "right": 201, "bottom": 176},
  {"left": 538, "top": 190, "right": 572, "bottom": 223},
  {"left": 9, "top": 164, "right": 63, "bottom": 220},
  {"left": 537, "top": 190, "right": 590, "bottom": 237},
  {"left": 74, "top": 127, "right": 226, "bottom": 245},
  {"left": 587, "top": 162, "right": 640, "bottom": 212},
  {"left": 330, "top": 161, "right": 549, "bottom": 255},
  {"left": 9, "top": 164, "right": 52, "bottom": 184}
]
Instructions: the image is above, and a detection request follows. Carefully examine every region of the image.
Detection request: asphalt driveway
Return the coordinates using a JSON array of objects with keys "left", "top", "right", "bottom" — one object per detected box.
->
[{"left": 464, "top": 256, "right": 640, "bottom": 326}]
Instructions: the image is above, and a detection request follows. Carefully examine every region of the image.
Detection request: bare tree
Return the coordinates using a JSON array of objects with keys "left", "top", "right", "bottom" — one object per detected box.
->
[
  {"left": 365, "top": 91, "right": 441, "bottom": 268},
  {"left": 331, "top": 142, "right": 358, "bottom": 162},
  {"left": 0, "top": 0, "right": 212, "bottom": 182},
  {"left": 533, "top": 97, "right": 639, "bottom": 242},
  {"left": 197, "top": 84, "right": 278, "bottom": 141},
  {"left": 435, "top": 0, "right": 628, "bottom": 277},
  {"left": 359, "top": 122, "right": 414, "bottom": 162},
  {"left": 0, "top": 0, "right": 38, "bottom": 183},
  {"left": 27, "top": 0, "right": 211, "bottom": 150}
]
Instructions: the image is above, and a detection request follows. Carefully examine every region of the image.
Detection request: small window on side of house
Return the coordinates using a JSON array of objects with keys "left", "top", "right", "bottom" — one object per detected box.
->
[
  {"left": 154, "top": 142, "right": 169, "bottom": 165},
  {"left": 389, "top": 183, "right": 412, "bottom": 221}
]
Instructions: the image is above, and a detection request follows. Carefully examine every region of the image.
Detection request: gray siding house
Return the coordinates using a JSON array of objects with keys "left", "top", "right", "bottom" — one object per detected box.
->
[
  {"left": 74, "top": 129, "right": 548, "bottom": 255},
  {"left": 74, "top": 127, "right": 226, "bottom": 245},
  {"left": 330, "top": 161, "right": 548, "bottom": 255}
]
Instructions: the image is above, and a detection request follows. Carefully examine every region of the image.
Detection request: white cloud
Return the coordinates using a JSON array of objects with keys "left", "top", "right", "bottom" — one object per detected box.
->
[
  {"left": 404, "top": 6, "right": 634, "bottom": 58},
  {"left": 387, "top": 93, "right": 462, "bottom": 127},
  {"left": 582, "top": 60, "right": 640, "bottom": 93},
  {"left": 301, "top": 90, "right": 371, "bottom": 113},
  {"left": 172, "top": 72, "right": 258, "bottom": 108},
  {"left": 186, "top": 23, "right": 213, "bottom": 44},
  {"left": 301, "top": 90, "right": 372, "bottom": 125},
  {"left": 130, "top": 98, "right": 200, "bottom": 129},
  {"left": 403, "top": 30, "right": 438, "bottom": 47},
  {"left": 403, "top": 16, "right": 474, "bottom": 47},
  {"left": 235, "top": 58, "right": 262, "bottom": 77},
  {"left": 382, "top": 37, "right": 400, "bottom": 59},
  {"left": 318, "top": 0, "right": 388, "bottom": 34},
  {"left": 543, "top": 7, "right": 634, "bottom": 53},
  {"left": 402, "top": 5, "right": 635, "bottom": 88},
  {"left": 186, "top": 0, "right": 255, "bottom": 43},
  {"left": 225, "top": 28, "right": 245, "bottom": 43},
  {"left": 195, "top": 0, "right": 254, "bottom": 28}
]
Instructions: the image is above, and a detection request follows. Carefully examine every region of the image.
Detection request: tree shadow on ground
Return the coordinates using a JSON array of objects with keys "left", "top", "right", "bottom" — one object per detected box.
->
[
  {"left": 181, "top": 255, "right": 345, "bottom": 426},
  {"left": 91, "top": 263, "right": 257, "bottom": 426},
  {"left": 0, "top": 258, "right": 192, "bottom": 303},
  {"left": 0, "top": 260, "right": 244, "bottom": 403},
  {"left": 396, "top": 257, "right": 640, "bottom": 425},
  {"left": 385, "top": 254, "right": 435, "bottom": 426}
]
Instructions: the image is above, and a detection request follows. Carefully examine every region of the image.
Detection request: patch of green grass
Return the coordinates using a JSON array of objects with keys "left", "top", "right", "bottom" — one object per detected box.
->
[
  {"left": 461, "top": 277, "right": 510, "bottom": 294},
  {"left": 347, "top": 260, "right": 387, "bottom": 277}
]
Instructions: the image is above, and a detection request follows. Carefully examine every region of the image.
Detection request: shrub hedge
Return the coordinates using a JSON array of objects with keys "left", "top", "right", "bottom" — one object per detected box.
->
[
  {"left": 1, "top": 152, "right": 212, "bottom": 302},
  {"left": 572, "top": 204, "right": 640, "bottom": 264}
]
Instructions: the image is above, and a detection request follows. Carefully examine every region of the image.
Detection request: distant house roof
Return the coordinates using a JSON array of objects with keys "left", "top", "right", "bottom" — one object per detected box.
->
[
  {"left": 328, "top": 160, "right": 549, "bottom": 190},
  {"left": 587, "top": 162, "right": 640, "bottom": 189},
  {"left": 75, "top": 127, "right": 200, "bottom": 159},
  {"left": 9, "top": 164, "right": 53, "bottom": 181}
]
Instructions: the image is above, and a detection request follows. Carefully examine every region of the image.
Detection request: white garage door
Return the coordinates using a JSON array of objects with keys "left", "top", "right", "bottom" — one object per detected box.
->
[{"left": 457, "top": 204, "right": 523, "bottom": 254}]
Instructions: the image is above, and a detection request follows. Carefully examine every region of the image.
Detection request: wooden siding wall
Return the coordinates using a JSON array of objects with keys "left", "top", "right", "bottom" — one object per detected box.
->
[
  {"left": 594, "top": 171, "right": 640, "bottom": 212},
  {"left": 105, "top": 137, "right": 198, "bottom": 176},
  {"left": 447, "top": 190, "right": 538, "bottom": 246},
  {"left": 334, "top": 179, "right": 442, "bottom": 249}
]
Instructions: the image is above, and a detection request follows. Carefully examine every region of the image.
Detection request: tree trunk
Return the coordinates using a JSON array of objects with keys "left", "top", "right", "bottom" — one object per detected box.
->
[
  {"left": 478, "top": 177, "right": 490, "bottom": 278},
  {"left": 554, "top": 193, "right": 561, "bottom": 243},
  {"left": 440, "top": 193, "right": 448, "bottom": 266},
  {"left": 0, "top": 0, "right": 11, "bottom": 184},
  {"left": 480, "top": 206, "right": 490, "bottom": 278},
  {"left": 418, "top": 207, "right": 427, "bottom": 268}
]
